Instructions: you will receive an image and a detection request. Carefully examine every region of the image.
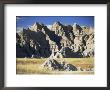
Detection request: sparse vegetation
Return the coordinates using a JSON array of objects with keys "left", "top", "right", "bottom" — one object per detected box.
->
[{"left": 16, "top": 58, "right": 94, "bottom": 74}]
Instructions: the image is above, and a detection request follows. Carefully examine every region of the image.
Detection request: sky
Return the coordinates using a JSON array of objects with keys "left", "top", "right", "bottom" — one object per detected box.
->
[{"left": 16, "top": 16, "right": 94, "bottom": 31}]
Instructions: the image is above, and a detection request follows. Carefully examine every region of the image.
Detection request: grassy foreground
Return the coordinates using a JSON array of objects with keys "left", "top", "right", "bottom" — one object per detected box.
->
[{"left": 16, "top": 58, "right": 94, "bottom": 74}]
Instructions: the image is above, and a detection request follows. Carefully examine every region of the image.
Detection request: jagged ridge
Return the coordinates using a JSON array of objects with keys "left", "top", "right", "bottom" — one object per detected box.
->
[{"left": 16, "top": 22, "right": 94, "bottom": 58}]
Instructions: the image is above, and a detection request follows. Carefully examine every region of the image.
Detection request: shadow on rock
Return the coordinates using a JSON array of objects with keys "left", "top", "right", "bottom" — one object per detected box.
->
[{"left": 41, "top": 58, "right": 77, "bottom": 71}]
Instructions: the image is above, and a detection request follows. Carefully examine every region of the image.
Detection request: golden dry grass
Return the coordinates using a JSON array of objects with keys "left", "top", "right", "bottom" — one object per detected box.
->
[{"left": 16, "top": 58, "right": 94, "bottom": 74}]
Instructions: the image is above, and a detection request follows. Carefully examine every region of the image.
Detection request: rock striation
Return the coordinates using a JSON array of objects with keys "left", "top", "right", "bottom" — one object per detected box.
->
[{"left": 16, "top": 21, "right": 94, "bottom": 58}]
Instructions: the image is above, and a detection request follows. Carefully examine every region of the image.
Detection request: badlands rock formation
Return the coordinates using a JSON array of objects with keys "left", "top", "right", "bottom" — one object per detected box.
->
[
  {"left": 16, "top": 22, "right": 94, "bottom": 58},
  {"left": 41, "top": 58, "right": 77, "bottom": 71}
]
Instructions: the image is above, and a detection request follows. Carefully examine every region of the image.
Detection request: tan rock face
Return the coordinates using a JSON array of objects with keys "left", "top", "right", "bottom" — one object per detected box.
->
[
  {"left": 83, "top": 33, "right": 94, "bottom": 57},
  {"left": 51, "top": 22, "right": 65, "bottom": 37},
  {"left": 29, "top": 22, "right": 43, "bottom": 32},
  {"left": 51, "top": 22, "right": 62, "bottom": 31},
  {"left": 74, "top": 36, "right": 84, "bottom": 52},
  {"left": 16, "top": 22, "right": 94, "bottom": 58},
  {"left": 72, "top": 23, "right": 83, "bottom": 36}
]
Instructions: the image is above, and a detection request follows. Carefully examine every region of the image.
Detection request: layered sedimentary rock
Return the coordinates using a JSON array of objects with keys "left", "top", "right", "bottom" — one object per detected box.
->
[{"left": 16, "top": 22, "right": 94, "bottom": 58}]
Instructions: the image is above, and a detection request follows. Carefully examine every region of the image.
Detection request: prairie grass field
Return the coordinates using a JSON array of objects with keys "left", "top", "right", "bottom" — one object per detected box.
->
[{"left": 16, "top": 58, "right": 94, "bottom": 74}]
